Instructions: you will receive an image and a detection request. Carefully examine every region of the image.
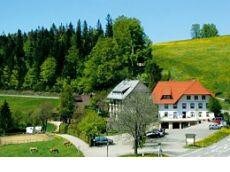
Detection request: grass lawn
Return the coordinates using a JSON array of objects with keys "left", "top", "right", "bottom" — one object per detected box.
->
[
  {"left": 0, "top": 136, "right": 83, "bottom": 157},
  {"left": 0, "top": 95, "right": 59, "bottom": 113},
  {"left": 187, "top": 127, "right": 230, "bottom": 148},
  {"left": 153, "top": 35, "right": 230, "bottom": 105}
]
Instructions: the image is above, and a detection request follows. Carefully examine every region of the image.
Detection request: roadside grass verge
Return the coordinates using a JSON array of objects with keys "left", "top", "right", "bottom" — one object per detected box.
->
[
  {"left": 0, "top": 136, "right": 83, "bottom": 157},
  {"left": 187, "top": 127, "right": 230, "bottom": 148}
]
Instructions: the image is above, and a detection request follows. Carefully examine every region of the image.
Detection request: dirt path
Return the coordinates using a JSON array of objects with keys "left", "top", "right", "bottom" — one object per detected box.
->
[{"left": 48, "top": 121, "right": 62, "bottom": 132}]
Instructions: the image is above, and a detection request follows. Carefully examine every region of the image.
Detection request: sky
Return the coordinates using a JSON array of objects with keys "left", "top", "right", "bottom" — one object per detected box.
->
[{"left": 0, "top": 0, "right": 229, "bottom": 43}]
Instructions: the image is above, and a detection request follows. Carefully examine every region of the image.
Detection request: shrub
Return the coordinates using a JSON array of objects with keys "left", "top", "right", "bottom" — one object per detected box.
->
[
  {"left": 59, "top": 123, "right": 69, "bottom": 134},
  {"left": 68, "top": 110, "right": 106, "bottom": 143},
  {"left": 12, "top": 111, "right": 32, "bottom": 131}
]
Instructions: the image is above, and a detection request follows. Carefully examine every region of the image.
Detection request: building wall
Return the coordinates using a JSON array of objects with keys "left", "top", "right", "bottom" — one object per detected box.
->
[
  {"left": 108, "top": 82, "right": 149, "bottom": 118},
  {"left": 158, "top": 95, "right": 214, "bottom": 120}
]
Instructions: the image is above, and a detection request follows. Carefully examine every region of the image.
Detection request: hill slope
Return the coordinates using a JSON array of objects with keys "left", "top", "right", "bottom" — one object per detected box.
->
[{"left": 153, "top": 36, "right": 230, "bottom": 98}]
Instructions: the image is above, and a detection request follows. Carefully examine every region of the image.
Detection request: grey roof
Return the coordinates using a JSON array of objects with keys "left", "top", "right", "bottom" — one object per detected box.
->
[{"left": 107, "top": 80, "right": 140, "bottom": 100}]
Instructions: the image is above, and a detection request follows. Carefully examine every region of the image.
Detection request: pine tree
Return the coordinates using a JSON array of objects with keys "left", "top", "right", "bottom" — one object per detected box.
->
[
  {"left": 0, "top": 101, "right": 12, "bottom": 135},
  {"left": 105, "top": 14, "right": 113, "bottom": 37},
  {"left": 82, "top": 20, "right": 91, "bottom": 56},
  {"left": 96, "top": 19, "right": 104, "bottom": 38},
  {"left": 76, "top": 20, "right": 82, "bottom": 53}
]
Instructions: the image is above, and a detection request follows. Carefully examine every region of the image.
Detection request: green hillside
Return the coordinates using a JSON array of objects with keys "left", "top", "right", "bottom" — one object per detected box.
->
[{"left": 153, "top": 36, "right": 230, "bottom": 99}]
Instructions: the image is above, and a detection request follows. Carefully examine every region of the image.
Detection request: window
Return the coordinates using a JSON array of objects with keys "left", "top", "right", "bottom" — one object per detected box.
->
[
  {"left": 206, "top": 112, "right": 209, "bottom": 117},
  {"left": 164, "top": 112, "right": 168, "bottom": 117},
  {"left": 162, "top": 95, "right": 172, "bottom": 99},
  {"left": 164, "top": 104, "right": 169, "bottom": 109},
  {"left": 191, "top": 112, "right": 194, "bottom": 117},
  {"left": 182, "top": 103, "right": 187, "bottom": 109},
  {"left": 173, "top": 104, "right": 177, "bottom": 109},
  {"left": 198, "top": 103, "right": 203, "bottom": 109},
  {"left": 202, "top": 95, "right": 206, "bottom": 100},
  {"left": 173, "top": 112, "right": 177, "bottom": 118},
  {"left": 187, "top": 95, "right": 191, "bottom": 100},
  {"left": 190, "top": 103, "right": 195, "bottom": 109},
  {"left": 194, "top": 95, "right": 198, "bottom": 100},
  {"left": 206, "top": 103, "right": 208, "bottom": 108},
  {"left": 198, "top": 112, "right": 202, "bottom": 117}
]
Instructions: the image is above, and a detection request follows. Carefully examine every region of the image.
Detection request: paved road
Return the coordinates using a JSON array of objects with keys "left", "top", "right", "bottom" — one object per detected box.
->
[
  {"left": 181, "top": 136, "right": 230, "bottom": 157},
  {"left": 59, "top": 122, "right": 222, "bottom": 157},
  {"left": 0, "top": 94, "right": 59, "bottom": 99},
  {"left": 59, "top": 134, "right": 134, "bottom": 157}
]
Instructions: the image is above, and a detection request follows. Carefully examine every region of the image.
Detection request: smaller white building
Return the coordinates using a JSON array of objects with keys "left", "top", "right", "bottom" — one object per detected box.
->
[
  {"left": 26, "top": 127, "right": 34, "bottom": 134},
  {"left": 107, "top": 80, "right": 149, "bottom": 118},
  {"left": 152, "top": 80, "right": 215, "bottom": 129}
]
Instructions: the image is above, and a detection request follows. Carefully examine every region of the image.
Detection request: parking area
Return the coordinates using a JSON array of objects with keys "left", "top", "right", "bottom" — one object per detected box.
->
[
  {"left": 144, "top": 121, "right": 216, "bottom": 154},
  {"left": 61, "top": 121, "right": 217, "bottom": 157}
]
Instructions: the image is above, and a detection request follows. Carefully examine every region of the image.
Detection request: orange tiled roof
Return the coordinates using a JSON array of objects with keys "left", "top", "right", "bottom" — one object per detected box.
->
[{"left": 152, "top": 80, "right": 214, "bottom": 104}]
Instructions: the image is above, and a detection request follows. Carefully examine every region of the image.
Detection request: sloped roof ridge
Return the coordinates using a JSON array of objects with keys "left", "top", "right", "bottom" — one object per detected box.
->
[{"left": 182, "top": 80, "right": 197, "bottom": 94}]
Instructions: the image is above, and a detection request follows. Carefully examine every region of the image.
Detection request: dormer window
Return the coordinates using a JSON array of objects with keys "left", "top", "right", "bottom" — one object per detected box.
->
[{"left": 161, "top": 95, "right": 172, "bottom": 99}]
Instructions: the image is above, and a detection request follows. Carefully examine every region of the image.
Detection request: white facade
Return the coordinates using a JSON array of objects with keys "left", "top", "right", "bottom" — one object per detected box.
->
[
  {"left": 158, "top": 95, "right": 214, "bottom": 129},
  {"left": 107, "top": 80, "right": 149, "bottom": 118}
]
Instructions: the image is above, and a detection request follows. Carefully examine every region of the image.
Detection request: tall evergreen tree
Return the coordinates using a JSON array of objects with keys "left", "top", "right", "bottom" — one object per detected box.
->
[
  {"left": 82, "top": 20, "right": 90, "bottom": 56},
  {"left": 76, "top": 19, "right": 82, "bottom": 53},
  {"left": 0, "top": 101, "right": 12, "bottom": 135},
  {"left": 105, "top": 14, "right": 113, "bottom": 37},
  {"left": 96, "top": 19, "right": 104, "bottom": 38}
]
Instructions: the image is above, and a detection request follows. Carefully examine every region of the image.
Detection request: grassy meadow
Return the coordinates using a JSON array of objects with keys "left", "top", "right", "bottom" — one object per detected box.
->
[
  {"left": 153, "top": 36, "right": 230, "bottom": 101},
  {"left": 0, "top": 136, "right": 83, "bottom": 157},
  {"left": 0, "top": 95, "right": 59, "bottom": 113}
]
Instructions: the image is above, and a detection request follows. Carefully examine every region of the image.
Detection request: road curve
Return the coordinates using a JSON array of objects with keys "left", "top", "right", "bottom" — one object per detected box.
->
[{"left": 181, "top": 136, "right": 230, "bottom": 157}]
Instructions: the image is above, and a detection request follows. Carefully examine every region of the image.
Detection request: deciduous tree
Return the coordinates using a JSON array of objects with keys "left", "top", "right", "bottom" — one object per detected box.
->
[
  {"left": 60, "top": 83, "right": 75, "bottom": 123},
  {"left": 109, "top": 92, "right": 158, "bottom": 155},
  {"left": 208, "top": 97, "right": 222, "bottom": 116}
]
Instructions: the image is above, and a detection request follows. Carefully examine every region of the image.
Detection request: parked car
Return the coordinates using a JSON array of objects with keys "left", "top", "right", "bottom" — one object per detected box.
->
[
  {"left": 92, "top": 136, "right": 113, "bottom": 146},
  {"left": 146, "top": 129, "right": 165, "bottom": 138},
  {"left": 209, "top": 124, "right": 222, "bottom": 130}
]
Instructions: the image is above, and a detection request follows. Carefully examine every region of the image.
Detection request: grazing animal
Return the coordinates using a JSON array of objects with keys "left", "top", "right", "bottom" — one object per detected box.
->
[
  {"left": 64, "top": 141, "right": 72, "bottom": 147},
  {"left": 49, "top": 148, "right": 59, "bottom": 154},
  {"left": 30, "top": 147, "right": 38, "bottom": 153}
]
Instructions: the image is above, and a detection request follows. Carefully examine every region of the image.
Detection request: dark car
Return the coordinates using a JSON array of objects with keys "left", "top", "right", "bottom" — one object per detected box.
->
[
  {"left": 146, "top": 129, "right": 165, "bottom": 138},
  {"left": 92, "top": 136, "right": 113, "bottom": 146}
]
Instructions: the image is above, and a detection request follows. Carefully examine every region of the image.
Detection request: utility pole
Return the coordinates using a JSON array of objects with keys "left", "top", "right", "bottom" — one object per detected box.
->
[{"left": 106, "top": 140, "right": 109, "bottom": 157}]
